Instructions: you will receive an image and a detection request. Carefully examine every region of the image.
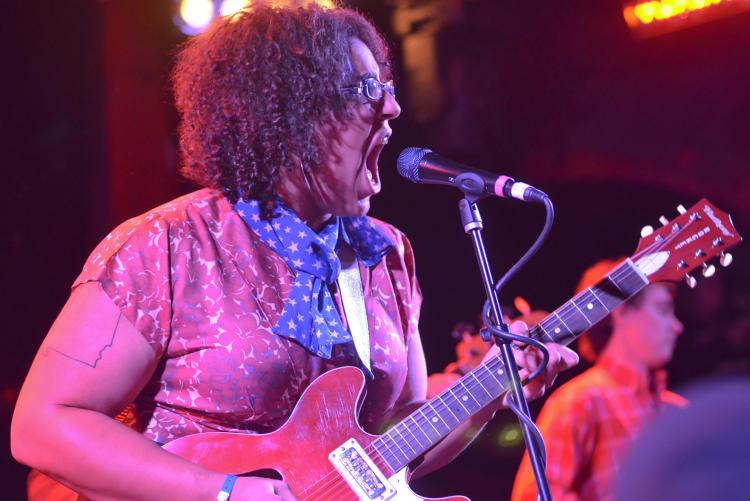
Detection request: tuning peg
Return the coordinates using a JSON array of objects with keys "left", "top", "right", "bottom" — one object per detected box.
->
[
  {"left": 641, "top": 225, "right": 654, "bottom": 237},
  {"left": 685, "top": 274, "right": 698, "bottom": 289},
  {"left": 720, "top": 252, "right": 733, "bottom": 267},
  {"left": 702, "top": 263, "right": 716, "bottom": 278},
  {"left": 659, "top": 216, "right": 669, "bottom": 226},
  {"left": 677, "top": 204, "right": 687, "bottom": 214}
]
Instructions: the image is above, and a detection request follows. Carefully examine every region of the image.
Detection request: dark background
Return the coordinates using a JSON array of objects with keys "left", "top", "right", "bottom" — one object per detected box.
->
[{"left": 3, "top": 1, "right": 749, "bottom": 499}]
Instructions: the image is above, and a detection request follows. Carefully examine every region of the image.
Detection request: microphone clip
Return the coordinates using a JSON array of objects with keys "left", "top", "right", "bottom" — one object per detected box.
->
[{"left": 455, "top": 172, "right": 492, "bottom": 202}]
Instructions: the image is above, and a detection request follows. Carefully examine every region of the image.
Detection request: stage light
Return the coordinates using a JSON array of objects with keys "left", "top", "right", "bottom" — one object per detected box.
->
[
  {"left": 220, "top": 0, "right": 251, "bottom": 17},
  {"left": 496, "top": 424, "right": 523, "bottom": 448},
  {"left": 175, "top": 0, "right": 337, "bottom": 35},
  {"left": 179, "top": 0, "right": 214, "bottom": 32},
  {"left": 624, "top": 0, "right": 750, "bottom": 37}
]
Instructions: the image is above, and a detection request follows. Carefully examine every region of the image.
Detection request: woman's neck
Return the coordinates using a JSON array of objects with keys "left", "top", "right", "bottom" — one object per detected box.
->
[{"left": 276, "top": 173, "right": 332, "bottom": 232}]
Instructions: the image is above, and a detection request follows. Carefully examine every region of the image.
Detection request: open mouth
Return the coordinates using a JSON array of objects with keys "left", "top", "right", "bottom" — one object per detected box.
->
[{"left": 364, "top": 140, "right": 386, "bottom": 193}]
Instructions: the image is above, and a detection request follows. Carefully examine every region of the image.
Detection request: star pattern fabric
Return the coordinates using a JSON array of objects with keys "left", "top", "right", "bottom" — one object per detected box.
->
[{"left": 233, "top": 198, "right": 393, "bottom": 358}]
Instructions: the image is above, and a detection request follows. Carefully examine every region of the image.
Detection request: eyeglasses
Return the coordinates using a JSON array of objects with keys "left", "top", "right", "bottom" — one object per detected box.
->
[{"left": 341, "top": 76, "right": 396, "bottom": 103}]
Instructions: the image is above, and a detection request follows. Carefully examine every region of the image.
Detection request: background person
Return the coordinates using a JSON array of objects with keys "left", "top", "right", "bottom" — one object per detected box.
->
[{"left": 511, "top": 258, "right": 686, "bottom": 501}]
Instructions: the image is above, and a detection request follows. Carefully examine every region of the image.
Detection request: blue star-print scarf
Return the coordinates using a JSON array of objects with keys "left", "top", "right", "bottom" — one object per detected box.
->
[{"left": 234, "top": 199, "right": 394, "bottom": 358}]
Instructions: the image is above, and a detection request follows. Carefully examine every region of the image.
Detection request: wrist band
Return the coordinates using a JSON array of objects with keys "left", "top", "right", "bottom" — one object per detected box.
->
[{"left": 216, "top": 474, "right": 238, "bottom": 501}]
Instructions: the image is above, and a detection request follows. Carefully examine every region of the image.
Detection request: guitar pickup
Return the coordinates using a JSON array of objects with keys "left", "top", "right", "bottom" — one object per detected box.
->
[{"left": 328, "top": 438, "right": 396, "bottom": 500}]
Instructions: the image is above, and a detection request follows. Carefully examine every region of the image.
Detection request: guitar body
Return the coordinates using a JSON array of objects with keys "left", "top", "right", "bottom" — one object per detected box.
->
[{"left": 163, "top": 366, "right": 468, "bottom": 501}]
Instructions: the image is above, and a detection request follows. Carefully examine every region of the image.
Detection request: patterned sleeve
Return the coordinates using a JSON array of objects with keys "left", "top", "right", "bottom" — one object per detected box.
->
[
  {"left": 73, "top": 215, "right": 173, "bottom": 357},
  {"left": 511, "top": 389, "right": 594, "bottom": 501},
  {"left": 384, "top": 225, "right": 423, "bottom": 344}
]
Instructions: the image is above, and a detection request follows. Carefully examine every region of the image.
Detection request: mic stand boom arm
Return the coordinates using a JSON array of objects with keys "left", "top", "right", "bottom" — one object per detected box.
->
[{"left": 457, "top": 196, "right": 552, "bottom": 501}]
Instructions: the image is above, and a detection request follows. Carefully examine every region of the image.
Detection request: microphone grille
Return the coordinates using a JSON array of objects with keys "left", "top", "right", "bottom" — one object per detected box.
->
[{"left": 397, "top": 147, "right": 432, "bottom": 183}]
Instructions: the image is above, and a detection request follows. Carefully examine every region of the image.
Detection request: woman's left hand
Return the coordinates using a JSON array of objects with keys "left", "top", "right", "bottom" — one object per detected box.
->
[{"left": 480, "top": 320, "right": 579, "bottom": 407}]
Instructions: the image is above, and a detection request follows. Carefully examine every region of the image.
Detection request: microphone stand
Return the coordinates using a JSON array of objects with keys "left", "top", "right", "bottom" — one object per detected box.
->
[{"left": 457, "top": 195, "right": 552, "bottom": 501}]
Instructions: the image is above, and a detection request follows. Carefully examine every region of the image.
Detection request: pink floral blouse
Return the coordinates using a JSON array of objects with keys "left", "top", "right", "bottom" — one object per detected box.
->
[{"left": 74, "top": 189, "right": 422, "bottom": 443}]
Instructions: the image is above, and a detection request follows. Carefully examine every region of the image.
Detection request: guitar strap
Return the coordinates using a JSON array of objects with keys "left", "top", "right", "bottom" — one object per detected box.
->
[{"left": 336, "top": 242, "right": 371, "bottom": 374}]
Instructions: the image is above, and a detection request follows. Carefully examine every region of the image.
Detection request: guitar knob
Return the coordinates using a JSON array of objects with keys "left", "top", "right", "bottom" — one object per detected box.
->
[
  {"left": 685, "top": 274, "right": 698, "bottom": 289},
  {"left": 702, "top": 263, "right": 716, "bottom": 278},
  {"left": 659, "top": 216, "right": 669, "bottom": 226},
  {"left": 720, "top": 252, "right": 733, "bottom": 267},
  {"left": 640, "top": 225, "right": 654, "bottom": 238},
  {"left": 694, "top": 249, "right": 706, "bottom": 258},
  {"left": 677, "top": 204, "right": 687, "bottom": 214}
]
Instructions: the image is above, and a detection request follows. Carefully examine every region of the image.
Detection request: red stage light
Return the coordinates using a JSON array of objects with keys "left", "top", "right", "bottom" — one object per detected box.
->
[{"left": 624, "top": 0, "right": 750, "bottom": 37}]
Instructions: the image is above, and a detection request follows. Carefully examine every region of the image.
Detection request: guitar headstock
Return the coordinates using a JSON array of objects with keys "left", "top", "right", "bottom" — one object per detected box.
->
[{"left": 632, "top": 199, "right": 742, "bottom": 287}]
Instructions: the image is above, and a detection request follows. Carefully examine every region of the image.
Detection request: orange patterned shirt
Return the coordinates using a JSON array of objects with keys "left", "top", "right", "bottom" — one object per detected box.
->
[{"left": 511, "top": 355, "right": 686, "bottom": 501}]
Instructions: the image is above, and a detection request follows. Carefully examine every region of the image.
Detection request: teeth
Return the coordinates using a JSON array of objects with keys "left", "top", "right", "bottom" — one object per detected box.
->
[
  {"left": 366, "top": 168, "right": 374, "bottom": 182},
  {"left": 382, "top": 135, "right": 390, "bottom": 145}
]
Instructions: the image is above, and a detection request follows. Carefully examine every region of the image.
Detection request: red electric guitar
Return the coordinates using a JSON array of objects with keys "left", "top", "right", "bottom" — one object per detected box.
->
[{"left": 164, "top": 199, "right": 742, "bottom": 501}]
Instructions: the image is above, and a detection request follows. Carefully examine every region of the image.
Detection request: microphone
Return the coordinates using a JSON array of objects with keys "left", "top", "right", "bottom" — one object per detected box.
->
[{"left": 397, "top": 147, "right": 548, "bottom": 203}]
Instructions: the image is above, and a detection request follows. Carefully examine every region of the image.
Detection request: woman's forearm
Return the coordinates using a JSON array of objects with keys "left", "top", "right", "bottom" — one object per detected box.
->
[{"left": 12, "top": 404, "right": 223, "bottom": 501}]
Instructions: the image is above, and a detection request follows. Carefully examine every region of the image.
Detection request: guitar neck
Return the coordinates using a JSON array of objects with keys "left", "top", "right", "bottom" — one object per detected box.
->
[{"left": 371, "top": 258, "right": 649, "bottom": 472}]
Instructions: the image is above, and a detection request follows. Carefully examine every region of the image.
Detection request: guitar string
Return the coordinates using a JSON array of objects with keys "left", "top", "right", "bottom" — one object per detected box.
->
[
  {"left": 299, "top": 364, "right": 511, "bottom": 499},
  {"left": 298, "top": 257, "right": 656, "bottom": 498},
  {"left": 298, "top": 267, "right": 637, "bottom": 498},
  {"left": 299, "top": 444, "right": 393, "bottom": 500}
]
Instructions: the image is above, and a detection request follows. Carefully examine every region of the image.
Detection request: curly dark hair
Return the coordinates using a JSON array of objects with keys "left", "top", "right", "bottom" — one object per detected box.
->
[{"left": 172, "top": 1, "right": 391, "bottom": 214}]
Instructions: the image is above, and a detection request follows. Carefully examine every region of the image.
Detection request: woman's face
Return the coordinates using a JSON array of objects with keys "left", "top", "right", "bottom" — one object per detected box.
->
[{"left": 288, "top": 38, "right": 401, "bottom": 225}]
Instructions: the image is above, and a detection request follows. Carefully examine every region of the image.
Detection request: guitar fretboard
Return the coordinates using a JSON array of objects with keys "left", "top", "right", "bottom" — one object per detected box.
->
[{"left": 370, "top": 259, "right": 649, "bottom": 473}]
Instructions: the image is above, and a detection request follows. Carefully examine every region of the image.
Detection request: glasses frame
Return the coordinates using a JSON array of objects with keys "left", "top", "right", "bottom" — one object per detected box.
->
[{"left": 341, "top": 76, "right": 396, "bottom": 103}]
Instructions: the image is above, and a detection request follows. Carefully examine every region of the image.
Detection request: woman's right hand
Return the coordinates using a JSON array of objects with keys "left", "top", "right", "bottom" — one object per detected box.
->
[{"left": 233, "top": 477, "right": 298, "bottom": 500}]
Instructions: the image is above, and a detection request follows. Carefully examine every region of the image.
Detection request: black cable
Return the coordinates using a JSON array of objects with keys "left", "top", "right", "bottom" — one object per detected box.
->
[
  {"left": 482, "top": 195, "right": 555, "bottom": 381},
  {"left": 481, "top": 195, "right": 555, "bottom": 490},
  {"left": 506, "top": 393, "right": 546, "bottom": 467}
]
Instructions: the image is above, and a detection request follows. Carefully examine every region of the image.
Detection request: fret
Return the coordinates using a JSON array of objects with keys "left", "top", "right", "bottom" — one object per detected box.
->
[
  {"left": 468, "top": 371, "right": 494, "bottom": 399},
  {"left": 372, "top": 439, "right": 397, "bottom": 472},
  {"left": 448, "top": 380, "right": 471, "bottom": 417},
  {"left": 570, "top": 300, "right": 592, "bottom": 326},
  {"left": 435, "top": 393, "right": 464, "bottom": 426},
  {"left": 571, "top": 288, "right": 610, "bottom": 329},
  {"left": 595, "top": 276, "right": 629, "bottom": 311},
  {"left": 414, "top": 409, "right": 442, "bottom": 443},
  {"left": 443, "top": 390, "right": 471, "bottom": 426},
  {"left": 608, "top": 261, "right": 648, "bottom": 297},
  {"left": 456, "top": 379, "right": 483, "bottom": 413},
  {"left": 392, "top": 424, "right": 418, "bottom": 457},
  {"left": 376, "top": 434, "right": 403, "bottom": 471},
  {"left": 565, "top": 301, "right": 594, "bottom": 333},
  {"left": 458, "top": 375, "right": 491, "bottom": 409},
  {"left": 381, "top": 431, "right": 410, "bottom": 465},
  {"left": 404, "top": 415, "right": 431, "bottom": 448},
  {"left": 552, "top": 305, "right": 576, "bottom": 344},
  {"left": 425, "top": 399, "right": 455, "bottom": 431},
  {"left": 477, "top": 364, "right": 509, "bottom": 402},
  {"left": 473, "top": 364, "right": 506, "bottom": 398},
  {"left": 483, "top": 356, "right": 507, "bottom": 382},
  {"left": 531, "top": 323, "right": 554, "bottom": 343},
  {"left": 586, "top": 287, "right": 610, "bottom": 312},
  {"left": 540, "top": 314, "right": 572, "bottom": 345}
]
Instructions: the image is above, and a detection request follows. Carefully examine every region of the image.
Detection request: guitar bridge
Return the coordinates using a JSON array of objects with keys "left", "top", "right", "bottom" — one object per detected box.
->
[{"left": 328, "top": 438, "right": 395, "bottom": 500}]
